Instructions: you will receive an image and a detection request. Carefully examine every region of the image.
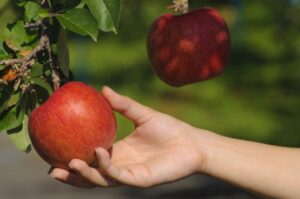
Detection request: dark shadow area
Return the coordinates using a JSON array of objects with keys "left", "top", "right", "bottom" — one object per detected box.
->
[{"left": 121, "top": 175, "right": 259, "bottom": 199}]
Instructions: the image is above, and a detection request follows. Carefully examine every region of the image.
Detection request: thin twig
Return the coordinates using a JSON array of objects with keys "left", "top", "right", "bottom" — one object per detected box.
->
[
  {"left": 40, "top": 22, "right": 61, "bottom": 90},
  {"left": 0, "top": 20, "right": 61, "bottom": 90},
  {"left": 13, "top": 78, "right": 21, "bottom": 91},
  {"left": 24, "top": 20, "right": 43, "bottom": 29},
  {"left": 0, "top": 20, "right": 46, "bottom": 67},
  {"left": 0, "top": 39, "right": 45, "bottom": 67}
]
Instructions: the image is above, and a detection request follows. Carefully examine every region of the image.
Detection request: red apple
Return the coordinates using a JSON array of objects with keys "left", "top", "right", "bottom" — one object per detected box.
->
[
  {"left": 28, "top": 81, "right": 117, "bottom": 170},
  {"left": 147, "top": 8, "right": 231, "bottom": 86}
]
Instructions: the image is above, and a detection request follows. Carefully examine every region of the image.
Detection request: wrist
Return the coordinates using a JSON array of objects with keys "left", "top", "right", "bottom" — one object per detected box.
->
[{"left": 191, "top": 127, "right": 224, "bottom": 174}]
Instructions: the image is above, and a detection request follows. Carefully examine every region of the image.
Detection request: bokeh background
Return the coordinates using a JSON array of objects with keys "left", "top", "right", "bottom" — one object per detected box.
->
[{"left": 0, "top": 0, "right": 300, "bottom": 198}]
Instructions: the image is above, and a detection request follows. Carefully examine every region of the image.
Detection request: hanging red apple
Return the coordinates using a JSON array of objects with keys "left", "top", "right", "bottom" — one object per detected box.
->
[
  {"left": 28, "top": 82, "right": 117, "bottom": 170},
  {"left": 147, "top": 8, "right": 231, "bottom": 86}
]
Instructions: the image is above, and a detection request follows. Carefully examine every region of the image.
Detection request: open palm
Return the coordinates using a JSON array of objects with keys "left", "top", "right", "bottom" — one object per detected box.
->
[{"left": 50, "top": 87, "right": 203, "bottom": 188}]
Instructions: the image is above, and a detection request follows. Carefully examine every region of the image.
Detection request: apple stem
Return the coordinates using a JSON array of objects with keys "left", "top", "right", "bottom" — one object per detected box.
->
[{"left": 167, "top": 0, "right": 189, "bottom": 14}]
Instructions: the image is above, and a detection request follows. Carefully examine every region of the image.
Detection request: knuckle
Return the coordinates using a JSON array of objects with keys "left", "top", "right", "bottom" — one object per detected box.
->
[{"left": 121, "top": 96, "right": 133, "bottom": 112}]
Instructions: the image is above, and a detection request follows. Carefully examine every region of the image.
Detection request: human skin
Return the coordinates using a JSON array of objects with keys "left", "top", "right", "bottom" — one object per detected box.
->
[{"left": 50, "top": 86, "right": 300, "bottom": 199}]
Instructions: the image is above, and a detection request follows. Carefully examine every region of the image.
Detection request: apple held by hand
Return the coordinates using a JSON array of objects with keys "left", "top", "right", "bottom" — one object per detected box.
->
[
  {"left": 29, "top": 82, "right": 117, "bottom": 170},
  {"left": 147, "top": 8, "right": 231, "bottom": 87}
]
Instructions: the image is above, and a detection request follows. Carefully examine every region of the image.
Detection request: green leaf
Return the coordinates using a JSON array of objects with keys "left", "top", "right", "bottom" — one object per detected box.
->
[
  {"left": 0, "top": 87, "right": 14, "bottom": 114},
  {"left": 51, "top": 44, "right": 58, "bottom": 54},
  {"left": 0, "top": 91, "right": 9, "bottom": 109},
  {"left": 7, "top": 115, "right": 31, "bottom": 153},
  {"left": 32, "top": 83, "right": 50, "bottom": 105},
  {"left": 0, "top": 65, "right": 6, "bottom": 70},
  {"left": 84, "top": 0, "right": 122, "bottom": 34},
  {"left": 7, "top": 93, "right": 20, "bottom": 107},
  {"left": 64, "top": 0, "right": 82, "bottom": 10},
  {"left": 0, "top": 42, "right": 11, "bottom": 60},
  {"left": 30, "top": 63, "right": 44, "bottom": 78},
  {"left": 4, "top": 21, "right": 36, "bottom": 51},
  {"left": 21, "top": 77, "right": 52, "bottom": 108},
  {"left": 24, "top": 1, "right": 41, "bottom": 22},
  {"left": 0, "top": 43, "right": 11, "bottom": 69},
  {"left": 43, "top": 69, "right": 52, "bottom": 77},
  {"left": 3, "top": 27, "right": 11, "bottom": 41},
  {"left": 52, "top": 0, "right": 81, "bottom": 10},
  {"left": 19, "top": 90, "right": 37, "bottom": 114},
  {"left": 76, "top": 2, "right": 86, "bottom": 8},
  {"left": 0, "top": 49, "right": 11, "bottom": 60},
  {"left": 31, "top": 77, "right": 53, "bottom": 96},
  {"left": 0, "top": 106, "right": 24, "bottom": 133},
  {"left": 39, "top": 9, "right": 51, "bottom": 18},
  {"left": 15, "top": 0, "right": 27, "bottom": 7},
  {"left": 0, "top": 48, "right": 11, "bottom": 70},
  {"left": 9, "top": 21, "right": 31, "bottom": 42},
  {"left": 57, "top": 28, "right": 70, "bottom": 77},
  {"left": 56, "top": 8, "right": 99, "bottom": 42},
  {"left": 47, "top": 0, "right": 52, "bottom": 8}
]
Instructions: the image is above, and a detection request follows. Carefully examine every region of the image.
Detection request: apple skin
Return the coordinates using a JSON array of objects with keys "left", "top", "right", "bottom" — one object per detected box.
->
[
  {"left": 28, "top": 81, "right": 117, "bottom": 170},
  {"left": 147, "top": 8, "right": 231, "bottom": 87}
]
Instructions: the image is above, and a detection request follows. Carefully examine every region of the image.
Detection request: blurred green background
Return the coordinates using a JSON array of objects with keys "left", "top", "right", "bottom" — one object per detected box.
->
[
  {"left": 71, "top": 0, "right": 300, "bottom": 146},
  {"left": 1, "top": 0, "right": 300, "bottom": 146},
  {"left": 1, "top": 0, "right": 300, "bottom": 198}
]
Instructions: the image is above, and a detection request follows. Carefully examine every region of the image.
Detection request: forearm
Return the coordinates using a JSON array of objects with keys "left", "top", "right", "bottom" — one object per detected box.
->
[{"left": 195, "top": 129, "right": 300, "bottom": 198}]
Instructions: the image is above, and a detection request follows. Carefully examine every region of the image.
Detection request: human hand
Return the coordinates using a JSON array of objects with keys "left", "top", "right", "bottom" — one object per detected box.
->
[{"left": 49, "top": 86, "right": 204, "bottom": 188}]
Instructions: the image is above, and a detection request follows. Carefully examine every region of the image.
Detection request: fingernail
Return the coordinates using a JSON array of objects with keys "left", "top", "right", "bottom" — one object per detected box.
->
[
  {"left": 49, "top": 172, "right": 56, "bottom": 178},
  {"left": 69, "top": 159, "right": 81, "bottom": 170},
  {"left": 69, "top": 161, "right": 75, "bottom": 169},
  {"left": 103, "top": 85, "right": 111, "bottom": 91},
  {"left": 95, "top": 147, "right": 102, "bottom": 154},
  {"left": 106, "top": 86, "right": 116, "bottom": 94},
  {"left": 48, "top": 167, "right": 54, "bottom": 175}
]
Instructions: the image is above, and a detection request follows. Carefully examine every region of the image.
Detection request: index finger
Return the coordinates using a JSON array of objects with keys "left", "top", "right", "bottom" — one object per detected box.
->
[{"left": 102, "top": 86, "right": 155, "bottom": 125}]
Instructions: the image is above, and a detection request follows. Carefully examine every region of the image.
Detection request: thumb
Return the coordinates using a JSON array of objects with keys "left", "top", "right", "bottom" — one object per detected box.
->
[{"left": 102, "top": 86, "right": 155, "bottom": 125}]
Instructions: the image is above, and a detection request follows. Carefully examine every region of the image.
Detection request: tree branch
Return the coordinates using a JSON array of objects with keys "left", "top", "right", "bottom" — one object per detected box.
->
[
  {"left": 0, "top": 36, "right": 46, "bottom": 67},
  {"left": 24, "top": 20, "right": 43, "bottom": 29},
  {"left": 0, "top": 20, "right": 61, "bottom": 90}
]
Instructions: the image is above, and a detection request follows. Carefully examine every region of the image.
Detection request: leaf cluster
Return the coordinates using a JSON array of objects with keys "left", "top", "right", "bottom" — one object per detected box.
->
[{"left": 0, "top": 0, "right": 122, "bottom": 153}]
